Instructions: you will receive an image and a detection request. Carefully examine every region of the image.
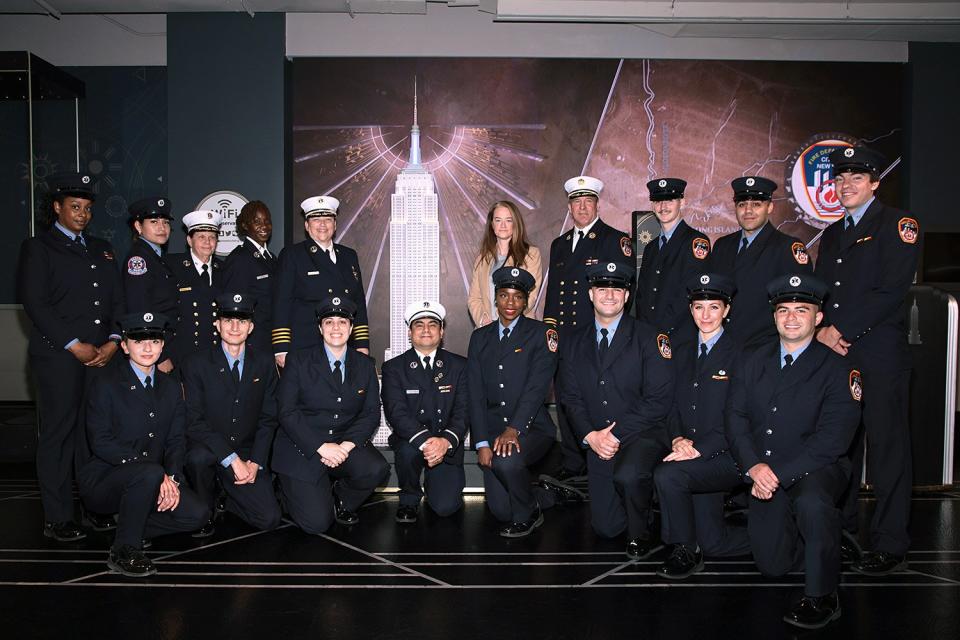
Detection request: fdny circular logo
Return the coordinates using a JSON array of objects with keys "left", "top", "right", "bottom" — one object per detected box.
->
[
  {"left": 658, "top": 179, "right": 667, "bottom": 188},
  {"left": 81, "top": 175, "right": 91, "bottom": 184},
  {"left": 700, "top": 274, "right": 710, "bottom": 285},
  {"left": 143, "top": 313, "right": 154, "bottom": 322},
  {"left": 332, "top": 297, "right": 341, "bottom": 306},
  {"left": 786, "top": 133, "right": 858, "bottom": 229},
  {"left": 789, "top": 276, "right": 802, "bottom": 287},
  {"left": 510, "top": 268, "right": 520, "bottom": 277},
  {"left": 745, "top": 177, "right": 755, "bottom": 187},
  {"left": 606, "top": 262, "right": 616, "bottom": 272},
  {"left": 233, "top": 294, "right": 242, "bottom": 303},
  {"left": 844, "top": 147, "right": 855, "bottom": 158},
  {"left": 158, "top": 199, "right": 165, "bottom": 207},
  {"left": 423, "top": 301, "right": 430, "bottom": 308}
]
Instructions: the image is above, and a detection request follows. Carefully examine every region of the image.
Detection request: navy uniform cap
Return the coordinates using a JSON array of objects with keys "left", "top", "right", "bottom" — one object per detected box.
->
[
  {"left": 119, "top": 311, "right": 171, "bottom": 338},
  {"left": 492, "top": 266, "right": 535, "bottom": 294},
  {"left": 647, "top": 178, "right": 687, "bottom": 202},
  {"left": 731, "top": 176, "right": 777, "bottom": 202},
  {"left": 587, "top": 262, "right": 635, "bottom": 288},
  {"left": 128, "top": 197, "right": 173, "bottom": 221},
  {"left": 316, "top": 295, "right": 357, "bottom": 321},
  {"left": 49, "top": 172, "right": 96, "bottom": 200},
  {"left": 216, "top": 293, "right": 255, "bottom": 319},
  {"left": 687, "top": 272, "right": 737, "bottom": 303},
  {"left": 766, "top": 274, "right": 829, "bottom": 306},
  {"left": 828, "top": 145, "right": 886, "bottom": 175}
]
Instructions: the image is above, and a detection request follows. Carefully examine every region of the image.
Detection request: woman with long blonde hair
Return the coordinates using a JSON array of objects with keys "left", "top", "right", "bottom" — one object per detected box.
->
[{"left": 468, "top": 200, "right": 542, "bottom": 326}]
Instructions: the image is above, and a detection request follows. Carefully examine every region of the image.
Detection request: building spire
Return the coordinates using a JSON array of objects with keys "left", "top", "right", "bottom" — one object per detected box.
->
[{"left": 408, "top": 76, "right": 421, "bottom": 167}]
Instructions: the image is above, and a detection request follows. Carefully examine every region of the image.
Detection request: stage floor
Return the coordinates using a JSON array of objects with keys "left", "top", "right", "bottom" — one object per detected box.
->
[{"left": 1, "top": 463, "right": 958, "bottom": 639}]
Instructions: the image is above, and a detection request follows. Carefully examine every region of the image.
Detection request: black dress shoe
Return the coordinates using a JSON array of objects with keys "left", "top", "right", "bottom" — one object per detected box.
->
[
  {"left": 395, "top": 505, "right": 419, "bottom": 524},
  {"left": 840, "top": 530, "right": 863, "bottom": 564},
  {"left": 783, "top": 592, "right": 841, "bottom": 629},
  {"left": 498, "top": 508, "right": 544, "bottom": 538},
  {"left": 43, "top": 521, "right": 87, "bottom": 542},
  {"left": 82, "top": 511, "right": 117, "bottom": 532},
  {"left": 107, "top": 544, "right": 157, "bottom": 578},
  {"left": 191, "top": 519, "right": 216, "bottom": 538},
  {"left": 626, "top": 536, "right": 663, "bottom": 560},
  {"left": 334, "top": 494, "right": 360, "bottom": 526},
  {"left": 852, "top": 550, "right": 908, "bottom": 576},
  {"left": 656, "top": 544, "right": 705, "bottom": 579},
  {"left": 537, "top": 476, "right": 586, "bottom": 503}
]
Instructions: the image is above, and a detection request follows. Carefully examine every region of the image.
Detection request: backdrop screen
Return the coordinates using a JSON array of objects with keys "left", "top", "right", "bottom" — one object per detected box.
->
[{"left": 291, "top": 58, "right": 903, "bottom": 359}]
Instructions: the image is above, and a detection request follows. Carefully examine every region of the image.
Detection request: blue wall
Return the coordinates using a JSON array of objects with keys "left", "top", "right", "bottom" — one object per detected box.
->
[{"left": 166, "top": 12, "right": 288, "bottom": 253}]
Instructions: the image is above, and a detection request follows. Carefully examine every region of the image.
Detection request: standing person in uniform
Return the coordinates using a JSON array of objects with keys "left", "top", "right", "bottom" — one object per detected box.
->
[
  {"left": 469, "top": 267, "right": 580, "bottom": 538},
  {"left": 654, "top": 273, "right": 749, "bottom": 579},
  {"left": 559, "top": 262, "right": 674, "bottom": 559},
  {"left": 181, "top": 293, "right": 282, "bottom": 537},
  {"left": 710, "top": 177, "right": 812, "bottom": 349},
  {"left": 272, "top": 196, "right": 369, "bottom": 367},
  {"left": 468, "top": 200, "right": 542, "bottom": 326},
  {"left": 166, "top": 210, "right": 224, "bottom": 369},
  {"left": 17, "top": 172, "right": 125, "bottom": 540},
  {"left": 383, "top": 301, "right": 468, "bottom": 523},
  {"left": 814, "top": 145, "right": 920, "bottom": 575},
  {"left": 123, "top": 197, "right": 178, "bottom": 373},
  {"left": 221, "top": 201, "right": 278, "bottom": 353},
  {"left": 543, "top": 175, "right": 633, "bottom": 481},
  {"left": 78, "top": 312, "right": 210, "bottom": 577},
  {"left": 272, "top": 297, "right": 388, "bottom": 534},
  {"left": 726, "top": 275, "right": 861, "bottom": 630},
  {"left": 634, "top": 178, "right": 712, "bottom": 336}
]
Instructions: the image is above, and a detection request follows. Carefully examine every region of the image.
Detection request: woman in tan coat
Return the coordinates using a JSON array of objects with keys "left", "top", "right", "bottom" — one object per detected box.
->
[{"left": 468, "top": 200, "right": 542, "bottom": 326}]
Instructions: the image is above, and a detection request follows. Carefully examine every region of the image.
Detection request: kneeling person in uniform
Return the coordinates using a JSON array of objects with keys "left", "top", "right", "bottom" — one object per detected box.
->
[
  {"left": 78, "top": 313, "right": 210, "bottom": 577},
  {"left": 273, "top": 296, "right": 389, "bottom": 534},
  {"left": 181, "top": 293, "right": 282, "bottom": 537},
  {"left": 469, "top": 267, "right": 577, "bottom": 538},
  {"left": 383, "top": 301, "right": 468, "bottom": 523},
  {"left": 559, "top": 262, "right": 674, "bottom": 559},
  {"left": 654, "top": 273, "right": 749, "bottom": 579},
  {"left": 726, "top": 275, "right": 861, "bottom": 630}
]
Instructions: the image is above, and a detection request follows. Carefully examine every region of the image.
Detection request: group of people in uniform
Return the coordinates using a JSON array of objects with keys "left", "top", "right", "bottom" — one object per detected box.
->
[{"left": 18, "top": 142, "right": 919, "bottom": 630}]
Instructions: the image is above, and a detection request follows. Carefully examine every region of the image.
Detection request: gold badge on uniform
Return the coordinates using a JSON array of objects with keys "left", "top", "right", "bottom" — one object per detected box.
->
[
  {"left": 791, "top": 242, "right": 809, "bottom": 265},
  {"left": 691, "top": 237, "right": 710, "bottom": 260},
  {"left": 849, "top": 369, "right": 863, "bottom": 402},
  {"left": 898, "top": 217, "right": 918, "bottom": 244},
  {"left": 620, "top": 236, "right": 633, "bottom": 257},
  {"left": 657, "top": 333, "right": 672, "bottom": 359},
  {"left": 546, "top": 328, "right": 559, "bottom": 353},
  {"left": 183, "top": 259, "right": 191, "bottom": 267},
  {"left": 310, "top": 245, "right": 318, "bottom": 253},
  {"left": 588, "top": 232, "right": 596, "bottom": 239}
]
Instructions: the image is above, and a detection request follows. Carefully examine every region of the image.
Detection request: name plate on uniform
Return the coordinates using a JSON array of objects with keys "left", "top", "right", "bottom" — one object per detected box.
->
[
  {"left": 405, "top": 389, "right": 419, "bottom": 394},
  {"left": 256, "top": 274, "right": 270, "bottom": 280},
  {"left": 307, "top": 270, "right": 319, "bottom": 276},
  {"left": 179, "top": 287, "right": 192, "bottom": 292}
]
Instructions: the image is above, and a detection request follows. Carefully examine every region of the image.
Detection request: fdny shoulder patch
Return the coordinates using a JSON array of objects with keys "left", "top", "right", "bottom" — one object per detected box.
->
[
  {"left": 657, "top": 333, "right": 672, "bottom": 359},
  {"left": 791, "top": 242, "right": 809, "bottom": 265},
  {"left": 849, "top": 369, "right": 863, "bottom": 402},
  {"left": 126, "top": 256, "right": 147, "bottom": 276},
  {"left": 692, "top": 237, "right": 710, "bottom": 260},
  {"left": 546, "top": 328, "right": 559, "bottom": 353},
  {"left": 620, "top": 236, "right": 633, "bottom": 257},
  {"left": 898, "top": 217, "right": 918, "bottom": 244}
]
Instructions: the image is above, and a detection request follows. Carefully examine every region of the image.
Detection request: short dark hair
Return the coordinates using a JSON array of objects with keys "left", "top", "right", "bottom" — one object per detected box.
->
[{"left": 237, "top": 200, "right": 271, "bottom": 236}]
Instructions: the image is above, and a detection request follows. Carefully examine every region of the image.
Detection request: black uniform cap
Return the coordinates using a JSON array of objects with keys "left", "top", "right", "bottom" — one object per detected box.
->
[
  {"left": 766, "top": 274, "right": 829, "bottom": 306},
  {"left": 731, "top": 176, "right": 777, "bottom": 202},
  {"left": 828, "top": 145, "right": 886, "bottom": 176},
  {"left": 119, "top": 311, "right": 171, "bottom": 339},
  {"left": 586, "top": 262, "right": 635, "bottom": 289},
  {"left": 647, "top": 178, "right": 687, "bottom": 202},
  {"left": 49, "top": 172, "right": 96, "bottom": 200},
  {"left": 687, "top": 273, "right": 737, "bottom": 303},
  {"left": 492, "top": 266, "right": 535, "bottom": 294},
  {"left": 316, "top": 295, "right": 357, "bottom": 322},
  {"left": 216, "top": 293, "right": 255, "bottom": 320},
  {"left": 128, "top": 197, "right": 173, "bottom": 221}
]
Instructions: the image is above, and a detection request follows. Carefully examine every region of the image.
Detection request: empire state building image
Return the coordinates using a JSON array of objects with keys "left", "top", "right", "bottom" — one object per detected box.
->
[{"left": 385, "top": 81, "right": 440, "bottom": 361}]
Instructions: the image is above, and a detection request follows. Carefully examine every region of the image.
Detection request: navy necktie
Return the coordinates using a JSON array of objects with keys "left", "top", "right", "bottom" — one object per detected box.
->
[
  {"left": 598, "top": 328, "right": 609, "bottom": 359},
  {"left": 423, "top": 355, "right": 432, "bottom": 372},
  {"left": 783, "top": 353, "right": 794, "bottom": 369},
  {"left": 332, "top": 360, "right": 343, "bottom": 386},
  {"left": 231, "top": 359, "right": 241, "bottom": 384},
  {"left": 501, "top": 326, "right": 510, "bottom": 341}
]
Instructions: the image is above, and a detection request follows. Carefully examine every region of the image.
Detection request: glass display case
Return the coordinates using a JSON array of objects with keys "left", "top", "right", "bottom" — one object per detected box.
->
[{"left": 0, "top": 52, "right": 84, "bottom": 304}]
